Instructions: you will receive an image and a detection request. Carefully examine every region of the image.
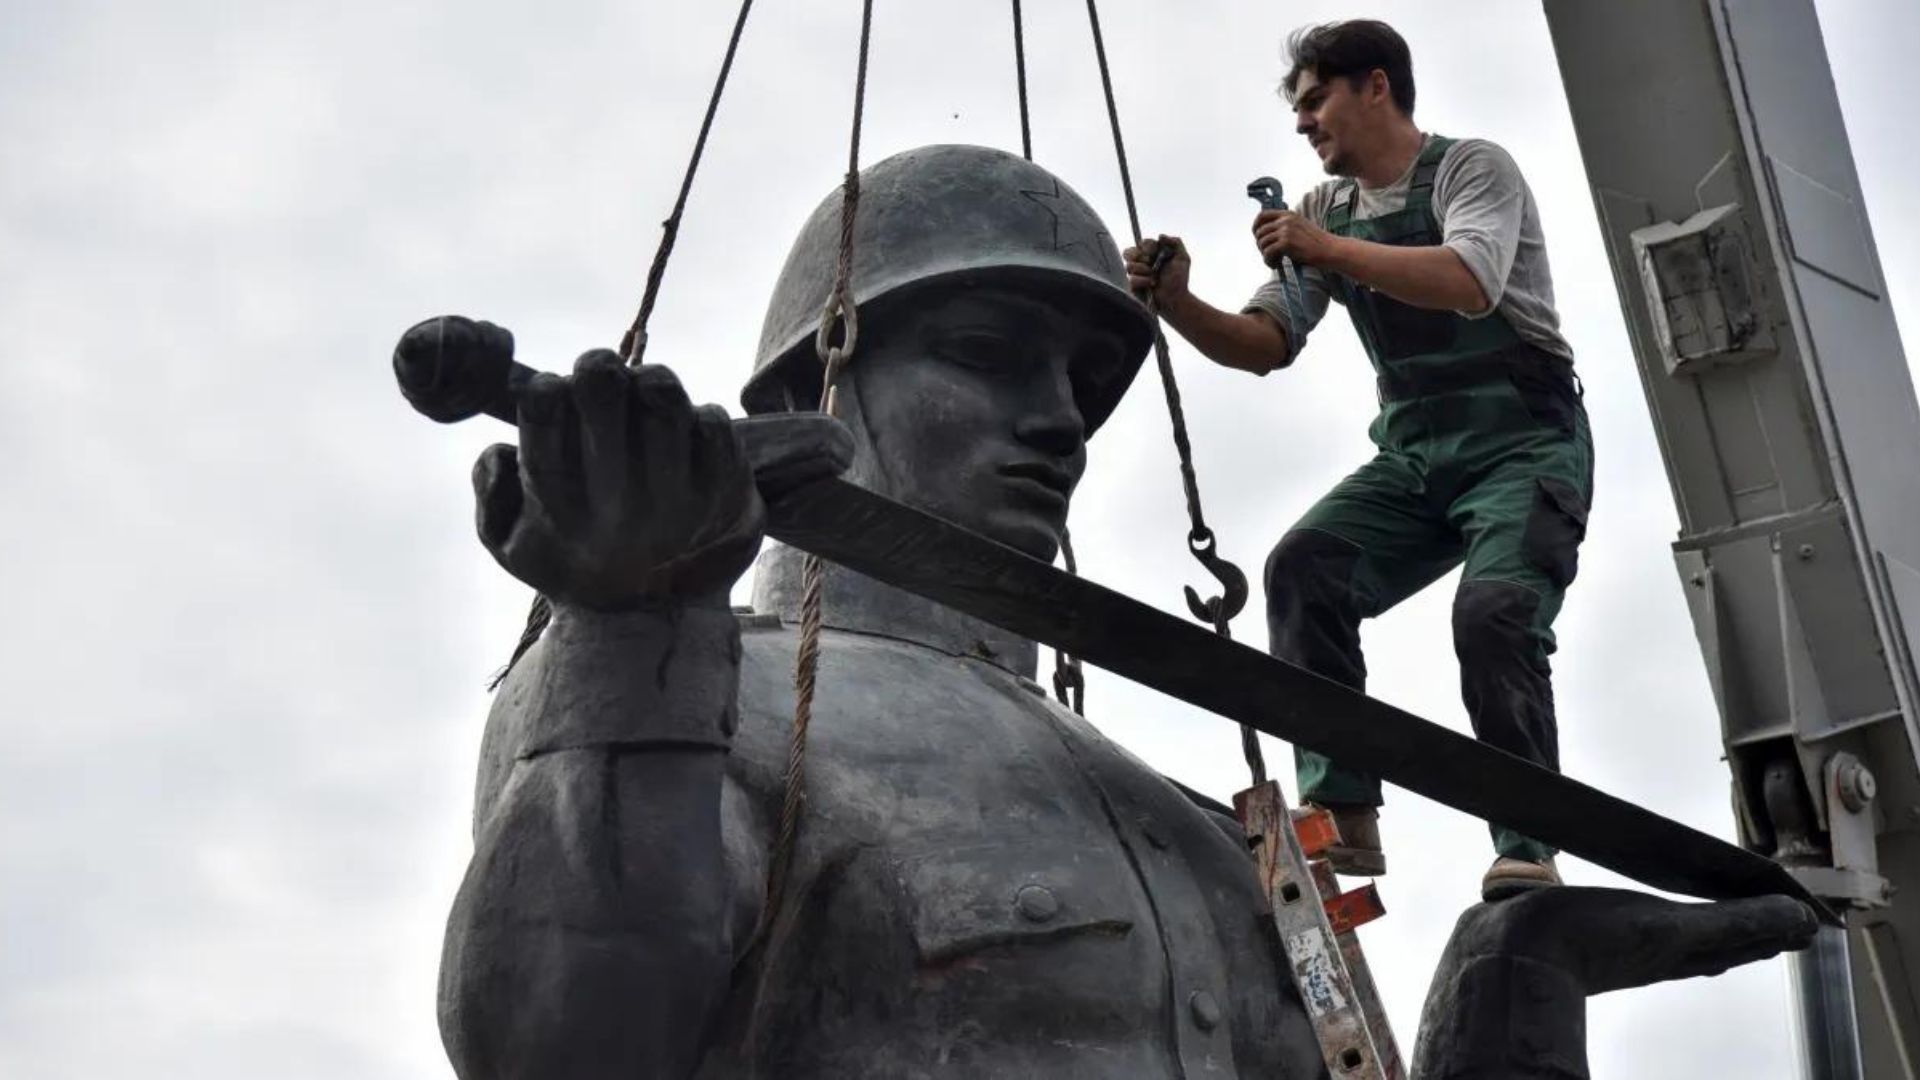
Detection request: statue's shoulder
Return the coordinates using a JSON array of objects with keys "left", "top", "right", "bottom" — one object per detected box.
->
[{"left": 728, "top": 615, "right": 1037, "bottom": 769}]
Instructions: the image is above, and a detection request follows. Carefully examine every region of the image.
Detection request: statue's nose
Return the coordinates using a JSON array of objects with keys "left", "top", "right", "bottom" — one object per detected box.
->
[{"left": 1013, "top": 363, "right": 1088, "bottom": 461}]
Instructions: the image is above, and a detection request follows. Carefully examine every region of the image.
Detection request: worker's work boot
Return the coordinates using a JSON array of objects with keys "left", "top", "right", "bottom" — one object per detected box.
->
[
  {"left": 1310, "top": 803, "right": 1386, "bottom": 877},
  {"left": 1481, "top": 855, "right": 1562, "bottom": 901}
]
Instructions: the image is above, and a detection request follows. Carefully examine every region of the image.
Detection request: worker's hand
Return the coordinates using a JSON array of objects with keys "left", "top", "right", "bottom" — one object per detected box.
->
[
  {"left": 1124, "top": 235, "right": 1191, "bottom": 304},
  {"left": 471, "top": 351, "right": 766, "bottom": 610},
  {"left": 1253, "top": 209, "right": 1340, "bottom": 269}
]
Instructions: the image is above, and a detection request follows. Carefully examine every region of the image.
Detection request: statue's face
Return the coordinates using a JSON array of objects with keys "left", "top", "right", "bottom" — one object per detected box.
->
[{"left": 846, "top": 283, "right": 1131, "bottom": 561}]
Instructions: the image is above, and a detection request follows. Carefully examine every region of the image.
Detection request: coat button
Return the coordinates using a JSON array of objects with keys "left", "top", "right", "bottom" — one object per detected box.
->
[
  {"left": 1015, "top": 884, "right": 1060, "bottom": 923},
  {"left": 1189, "top": 989, "right": 1222, "bottom": 1031}
]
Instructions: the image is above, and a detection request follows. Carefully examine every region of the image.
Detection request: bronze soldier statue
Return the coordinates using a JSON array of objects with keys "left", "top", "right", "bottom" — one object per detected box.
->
[{"left": 402, "top": 144, "right": 1814, "bottom": 1079}]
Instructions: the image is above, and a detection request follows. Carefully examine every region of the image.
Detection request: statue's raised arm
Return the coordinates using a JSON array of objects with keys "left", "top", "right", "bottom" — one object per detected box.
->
[{"left": 405, "top": 321, "right": 769, "bottom": 1077}]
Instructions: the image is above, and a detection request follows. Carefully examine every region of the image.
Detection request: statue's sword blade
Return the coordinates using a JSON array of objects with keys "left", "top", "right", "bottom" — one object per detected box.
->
[{"left": 763, "top": 474, "right": 1828, "bottom": 915}]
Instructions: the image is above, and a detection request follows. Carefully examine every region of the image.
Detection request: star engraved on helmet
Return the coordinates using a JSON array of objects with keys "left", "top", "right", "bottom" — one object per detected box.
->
[{"left": 1018, "top": 179, "right": 1116, "bottom": 276}]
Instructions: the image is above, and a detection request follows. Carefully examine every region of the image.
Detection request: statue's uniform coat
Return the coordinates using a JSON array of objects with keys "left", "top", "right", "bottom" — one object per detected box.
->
[
  {"left": 716, "top": 619, "right": 1328, "bottom": 1077},
  {"left": 449, "top": 557, "right": 1329, "bottom": 1079}
]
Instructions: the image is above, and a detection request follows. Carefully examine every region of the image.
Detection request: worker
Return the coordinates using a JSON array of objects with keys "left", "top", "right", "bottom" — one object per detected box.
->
[{"left": 1127, "top": 19, "right": 1591, "bottom": 901}]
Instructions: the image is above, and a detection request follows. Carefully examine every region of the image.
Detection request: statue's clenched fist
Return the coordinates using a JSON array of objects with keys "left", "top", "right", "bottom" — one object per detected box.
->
[{"left": 472, "top": 350, "right": 765, "bottom": 609}]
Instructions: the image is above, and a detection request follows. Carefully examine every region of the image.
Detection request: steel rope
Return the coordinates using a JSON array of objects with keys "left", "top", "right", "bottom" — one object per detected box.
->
[
  {"left": 621, "top": 0, "right": 759, "bottom": 364},
  {"left": 489, "top": 0, "right": 759, "bottom": 689},
  {"left": 1082, "top": 0, "right": 1265, "bottom": 786},
  {"left": 1010, "top": 0, "right": 1088, "bottom": 716},
  {"left": 1011, "top": 0, "right": 1033, "bottom": 160},
  {"left": 765, "top": 0, "right": 876, "bottom": 930}
]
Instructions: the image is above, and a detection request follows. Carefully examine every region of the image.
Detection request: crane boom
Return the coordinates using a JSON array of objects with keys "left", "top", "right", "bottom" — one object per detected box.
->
[{"left": 1542, "top": 0, "right": 1920, "bottom": 1074}]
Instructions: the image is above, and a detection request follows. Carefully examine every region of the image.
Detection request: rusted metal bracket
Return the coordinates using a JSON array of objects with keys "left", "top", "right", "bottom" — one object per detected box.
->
[
  {"left": 1287, "top": 809, "right": 1388, "bottom": 936},
  {"left": 1320, "top": 874, "right": 1387, "bottom": 937}
]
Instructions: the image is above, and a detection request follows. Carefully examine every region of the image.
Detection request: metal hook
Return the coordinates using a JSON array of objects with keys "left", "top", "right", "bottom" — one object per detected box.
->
[{"left": 1182, "top": 527, "right": 1249, "bottom": 629}]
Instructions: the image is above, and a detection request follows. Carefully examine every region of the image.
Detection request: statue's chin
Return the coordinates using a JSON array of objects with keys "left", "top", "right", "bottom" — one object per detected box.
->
[
  {"left": 876, "top": 479, "right": 1066, "bottom": 563},
  {"left": 970, "top": 509, "right": 1065, "bottom": 564}
]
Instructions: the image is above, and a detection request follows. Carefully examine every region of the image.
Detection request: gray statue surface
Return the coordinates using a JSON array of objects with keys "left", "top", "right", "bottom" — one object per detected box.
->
[
  {"left": 1415, "top": 887, "right": 1814, "bottom": 1078},
  {"left": 408, "top": 144, "right": 1816, "bottom": 1079}
]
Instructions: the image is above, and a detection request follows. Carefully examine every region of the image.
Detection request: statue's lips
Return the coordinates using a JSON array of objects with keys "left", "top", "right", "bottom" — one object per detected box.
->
[{"left": 997, "top": 462, "right": 1073, "bottom": 509}]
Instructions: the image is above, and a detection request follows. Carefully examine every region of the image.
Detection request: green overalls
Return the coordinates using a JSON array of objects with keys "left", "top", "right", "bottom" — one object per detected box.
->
[{"left": 1268, "top": 136, "right": 1593, "bottom": 863}]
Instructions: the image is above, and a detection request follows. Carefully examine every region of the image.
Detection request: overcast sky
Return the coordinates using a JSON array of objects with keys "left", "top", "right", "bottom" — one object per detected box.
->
[{"left": 4, "top": 1, "right": 1916, "bottom": 1077}]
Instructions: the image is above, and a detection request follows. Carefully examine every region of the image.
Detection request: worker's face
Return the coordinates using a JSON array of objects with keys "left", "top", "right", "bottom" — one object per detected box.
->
[
  {"left": 844, "top": 285, "right": 1126, "bottom": 561},
  {"left": 1292, "top": 68, "right": 1382, "bottom": 177}
]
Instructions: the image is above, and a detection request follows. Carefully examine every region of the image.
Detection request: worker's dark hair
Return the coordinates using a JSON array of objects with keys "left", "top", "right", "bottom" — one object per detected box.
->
[{"left": 1281, "top": 20, "right": 1415, "bottom": 118}]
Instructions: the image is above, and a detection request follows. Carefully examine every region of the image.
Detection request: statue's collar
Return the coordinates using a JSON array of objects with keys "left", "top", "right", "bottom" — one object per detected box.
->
[{"left": 749, "top": 541, "right": 1039, "bottom": 679}]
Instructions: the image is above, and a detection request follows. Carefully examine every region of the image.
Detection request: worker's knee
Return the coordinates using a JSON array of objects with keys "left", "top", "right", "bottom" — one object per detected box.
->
[
  {"left": 1266, "top": 529, "right": 1369, "bottom": 683},
  {"left": 1264, "top": 528, "right": 1361, "bottom": 605},
  {"left": 1452, "top": 579, "right": 1546, "bottom": 667}
]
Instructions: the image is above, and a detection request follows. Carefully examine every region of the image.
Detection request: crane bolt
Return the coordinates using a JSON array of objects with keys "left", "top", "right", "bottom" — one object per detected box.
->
[{"left": 1836, "top": 757, "right": 1877, "bottom": 812}]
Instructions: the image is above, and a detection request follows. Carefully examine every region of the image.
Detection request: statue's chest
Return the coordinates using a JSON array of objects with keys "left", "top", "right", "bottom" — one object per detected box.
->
[{"left": 731, "top": 629, "right": 1266, "bottom": 1077}]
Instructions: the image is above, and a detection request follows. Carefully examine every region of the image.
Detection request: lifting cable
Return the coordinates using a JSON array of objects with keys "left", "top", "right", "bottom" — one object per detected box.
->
[
  {"left": 491, "top": 0, "right": 759, "bottom": 687},
  {"left": 1009, "top": 0, "right": 1088, "bottom": 718},
  {"left": 1011, "top": 0, "right": 1034, "bottom": 161},
  {"left": 765, "top": 0, "right": 877, "bottom": 927},
  {"left": 1082, "top": 0, "right": 1267, "bottom": 787},
  {"left": 620, "top": 0, "right": 760, "bottom": 365}
]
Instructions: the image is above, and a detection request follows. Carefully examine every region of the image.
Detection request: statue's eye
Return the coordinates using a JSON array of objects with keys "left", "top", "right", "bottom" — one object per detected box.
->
[
  {"left": 1070, "top": 334, "right": 1127, "bottom": 398},
  {"left": 930, "top": 329, "right": 1021, "bottom": 374}
]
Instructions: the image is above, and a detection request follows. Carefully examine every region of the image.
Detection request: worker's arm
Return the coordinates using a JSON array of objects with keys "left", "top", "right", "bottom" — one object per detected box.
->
[
  {"left": 1255, "top": 211, "right": 1490, "bottom": 314},
  {"left": 1124, "top": 237, "right": 1293, "bottom": 375},
  {"left": 1256, "top": 140, "right": 1534, "bottom": 319},
  {"left": 1161, "top": 294, "right": 1293, "bottom": 377}
]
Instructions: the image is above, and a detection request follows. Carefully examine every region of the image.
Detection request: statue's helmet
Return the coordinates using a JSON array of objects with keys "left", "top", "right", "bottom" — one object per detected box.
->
[{"left": 743, "top": 144, "right": 1154, "bottom": 435}]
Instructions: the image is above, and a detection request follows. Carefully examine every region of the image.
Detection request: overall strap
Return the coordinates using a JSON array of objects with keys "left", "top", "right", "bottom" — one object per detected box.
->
[
  {"left": 1324, "top": 180, "right": 1359, "bottom": 233},
  {"left": 1404, "top": 134, "right": 1455, "bottom": 217}
]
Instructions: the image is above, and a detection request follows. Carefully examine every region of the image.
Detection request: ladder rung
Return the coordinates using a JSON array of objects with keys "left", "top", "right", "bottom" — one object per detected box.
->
[
  {"left": 1324, "top": 883, "right": 1386, "bottom": 936},
  {"left": 1290, "top": 805, "right": 1341, "bottom": 858}
]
